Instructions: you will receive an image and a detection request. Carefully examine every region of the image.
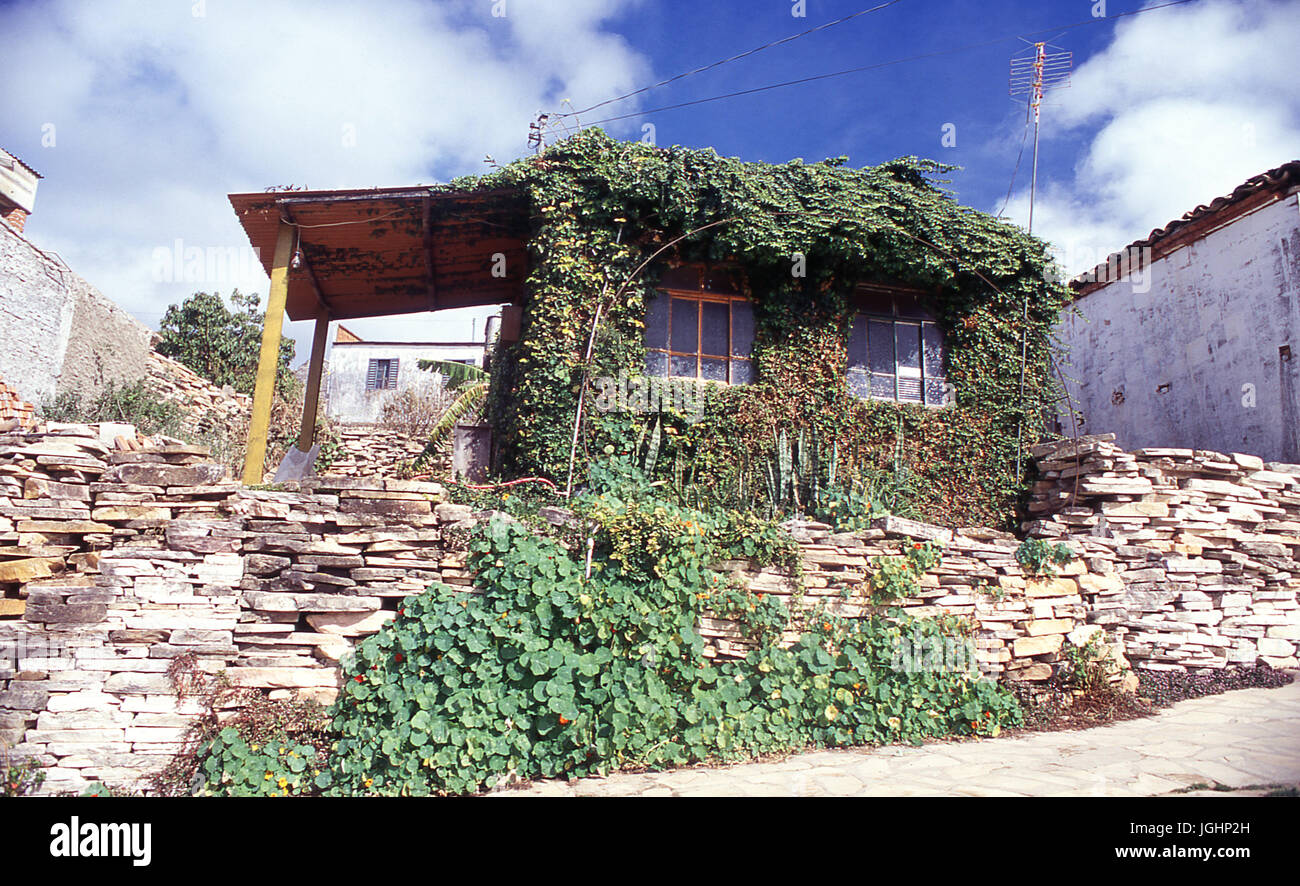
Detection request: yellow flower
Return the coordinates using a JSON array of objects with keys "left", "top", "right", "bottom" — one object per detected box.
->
[
  {"left": 277, "top": 777, "right": 288, "bottom": 789},
  {"left": 364, "top": 778, "right": 374, "bottom": 789},
  {"left": 887, "top": 717, "right": 901, "bottom": 730},
  {"left": 264, "top": 772, "right": 273, "bottom": 780}
]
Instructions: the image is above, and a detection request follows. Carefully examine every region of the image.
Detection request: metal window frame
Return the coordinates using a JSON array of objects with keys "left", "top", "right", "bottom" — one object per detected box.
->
[
  {"left": 646, "top": 289, "right": 753, "bottom": 385},
  {"left": 853, "top": 292, "right": 946, "bottom": 407}
]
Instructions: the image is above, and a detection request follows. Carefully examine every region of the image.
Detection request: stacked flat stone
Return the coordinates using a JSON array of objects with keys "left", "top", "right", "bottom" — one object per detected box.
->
[
  {"left": 2, "top": 421, "right": 1297, "bottom": 794},
  {"left": 1024, "top": 434, "right": 1300, "bottom": 672},
  {"left": 145, "top": 350, "right": 251, "bottom": 437},
  {"left": 705, "top": 515, "right": 1127, "bottom": 685},
  {"left": 324, "top": 425, "right": 448, "bottom": 478},
  {"left": 0, "top": 422, "right": 470, "bottom": 793}
]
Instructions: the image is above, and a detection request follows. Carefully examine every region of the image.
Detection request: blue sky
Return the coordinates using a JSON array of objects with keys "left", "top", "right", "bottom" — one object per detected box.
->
[{"left": 1, "top": 0, "right": 1296, "bottom": 362}]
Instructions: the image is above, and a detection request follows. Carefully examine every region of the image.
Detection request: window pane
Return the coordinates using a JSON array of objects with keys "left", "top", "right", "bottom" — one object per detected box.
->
[
  {"left": 646, "top": 351, "right": 669, "bottom": 377},
  {"left": 870, "top": 373, "right": 896, "bottom": 400},
  {"left": 867, "top": 321, "right": 894, "bottom": 374},
  {"left": 730, "top": 359, "right": 755, "bottom": 385},
  {"left": 895, "top": 323, "right": 921, "bottom": 371},
  {"left": 898, "top": 376, "right": 923, "bottom": 402},
  {"left": 703, "top": 269, "right": 739, "bottom": 293},
  {"left": 848, "top": 316, "right": 867, "bottom": 370},
  {"left": 859, "top": 290, "right": 893, "bottom": 315},
  {"left": 659, "top": 266, "right": 699, "bottom": 290},
  {"left": 670, "top": 299, "right": 698, "bottom": 353},
  {"left": 922, "top": 322, "right": 945, "bottom": 378},
  {"left": 731, "top": 301, "right": 755, "bottom": 358},
  {"left": 670, "top": 355, "right": 697, "bottom": 378},
  {"left": 700, "top": 301, "right": 728, "bottom": 356},
  {"left": 847, "top": 368, "right": 871, "bottom": 398},
  {"left": 895, "top": 293, "right": 929, "bottom": 319},
  {"left": 645, "top": 295, "right": 670, "bottom": 350},
  {"left": 701, "top": 358, "right": 727, "bottom": 382}
]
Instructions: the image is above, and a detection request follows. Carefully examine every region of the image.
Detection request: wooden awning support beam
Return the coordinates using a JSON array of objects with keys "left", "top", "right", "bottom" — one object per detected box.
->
[
  {"left": 242, "top": 221, "right": 294, "bottom": 485},
  {"left": 297, "top": 303, "right": 331, "bottom": 451}
]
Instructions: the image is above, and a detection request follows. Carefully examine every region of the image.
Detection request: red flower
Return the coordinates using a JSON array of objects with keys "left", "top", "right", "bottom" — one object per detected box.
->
[
  {"left": 354, "top": 675, "right": 365, "bottom": 683},
  {"left": 394, "top": 653, "right": 404, "bottom": 663},
  {"left": 558, "top": 716, "right": 570, "bottom": 726},
  {"left": 397, "top": 607, "right": 405, "bottom": 616},
  {"left": 913, "top": 542, "right": 924, "bottom": 550}
]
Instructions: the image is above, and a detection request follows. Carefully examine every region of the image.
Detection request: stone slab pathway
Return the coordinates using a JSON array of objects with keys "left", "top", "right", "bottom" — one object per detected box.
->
[{"left": 499, "top": 681, "right": 1300, "bottom": 797}]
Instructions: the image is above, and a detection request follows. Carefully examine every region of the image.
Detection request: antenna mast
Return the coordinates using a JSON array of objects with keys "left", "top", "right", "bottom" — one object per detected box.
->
[
  {"left": 1009, "top": 41, "right": 1071, "bottom": 479},
  {"left": 1010, "top": 41, "right": 1071, "bottom": 234}
]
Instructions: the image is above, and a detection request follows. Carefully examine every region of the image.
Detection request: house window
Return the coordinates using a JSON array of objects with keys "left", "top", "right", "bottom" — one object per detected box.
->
[
  {"left": 644, "top": 266, "right": 755, "bottom": 384},
  {"left": 847, "top": 287, "right": 948, "bottom": 406},
  {"left": 366, "top": 358, "right": 399, "bottom": 391}
]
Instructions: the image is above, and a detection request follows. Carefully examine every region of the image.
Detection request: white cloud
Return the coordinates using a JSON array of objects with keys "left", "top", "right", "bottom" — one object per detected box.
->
[
  {"left": 0, "top": 0, "right": 650, "bottom": 355},
  {"left": 996, "top": 0, "right": 1300, "bottom": 276}
]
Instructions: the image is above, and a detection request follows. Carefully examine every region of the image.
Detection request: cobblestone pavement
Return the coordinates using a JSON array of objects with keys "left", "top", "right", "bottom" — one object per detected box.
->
[{"left": 499, "top": 681, "right": 1300, "bottom": 797}]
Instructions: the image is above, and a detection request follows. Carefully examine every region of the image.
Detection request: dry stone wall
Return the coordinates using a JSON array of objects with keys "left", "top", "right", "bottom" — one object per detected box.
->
[
  {"left": 324, "top": 424, "right": 447, "bottom": 478},
  {"left": 0, "top": 423, "right": 1297, "bottom": 794},
  {"left": 145, "top": 350, "right": 250, "bottom": 438},
  {"left": 1024, "top": 434, "right": 1300, "bottom": 671}
]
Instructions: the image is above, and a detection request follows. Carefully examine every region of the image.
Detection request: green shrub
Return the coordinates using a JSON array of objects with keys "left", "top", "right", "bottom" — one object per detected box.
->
[
  {"left": 1014, "top": 538, "right": 1075, "bottom": 576},
  {"left": 1, "top": 748, "right": 45, "bottom": 797},
  {"left": 194, "top": 730, "right": 331, "bottom": 797},
  {"left": 323, "top": 485, "right": 1021, "bottom": 796},
  {"left": 39, "top": 380, "right": 183, "bottom": 437}
]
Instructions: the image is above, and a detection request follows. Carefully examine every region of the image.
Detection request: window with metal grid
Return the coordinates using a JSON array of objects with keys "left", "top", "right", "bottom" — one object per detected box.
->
[
  {"left": 847, "top": 288, "right": 948, "bottom": 406},
  {"left": 644, "top": 266, "right": 755, "bottom": 385}
]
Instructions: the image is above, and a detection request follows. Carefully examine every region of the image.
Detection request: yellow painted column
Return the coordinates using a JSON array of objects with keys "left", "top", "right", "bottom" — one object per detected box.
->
[
  {"left": 242, "top": 222, "right": 295, "bottom": 485},
  {"left": 297, "top": 304, "right": 331, "bottom": 451}
]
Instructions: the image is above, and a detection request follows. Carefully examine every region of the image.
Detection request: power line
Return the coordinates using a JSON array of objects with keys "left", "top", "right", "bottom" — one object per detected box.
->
[
  {"left": 561, "top": 0, "right": 908, "bottom": 118},
  {"left": 578, "top": 0, "right": 1199, "bottom": 127}
]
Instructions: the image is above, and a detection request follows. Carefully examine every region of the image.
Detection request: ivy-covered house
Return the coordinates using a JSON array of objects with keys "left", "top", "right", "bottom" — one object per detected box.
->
[{"left": 232, "top": 129, "right": 1068, "bottom": 526}]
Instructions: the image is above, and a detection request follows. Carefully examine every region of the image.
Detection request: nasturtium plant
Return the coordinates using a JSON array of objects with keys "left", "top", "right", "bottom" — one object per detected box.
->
[
  {"left": 194, "top": 728, "right": 331, "bottom": 797},
  {"left": 324, "top": 485, "right": 1022, "bottom": 796}
]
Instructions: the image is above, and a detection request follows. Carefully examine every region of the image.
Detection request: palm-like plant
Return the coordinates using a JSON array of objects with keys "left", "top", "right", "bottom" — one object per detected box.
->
[{"left": 416, "top": 359, "right": 489, "bottom": 450}]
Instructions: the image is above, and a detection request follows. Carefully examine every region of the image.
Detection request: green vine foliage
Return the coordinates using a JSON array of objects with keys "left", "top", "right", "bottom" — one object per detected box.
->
[
  {"left": 1014, "top": 537, "right": 1076, "bottom": 576},
  {"left": 443, "top": 129, "right": 1069, "bottom": 528},
  {"left": 324, "top": 483, "right": 1021, "bottom": 796}
]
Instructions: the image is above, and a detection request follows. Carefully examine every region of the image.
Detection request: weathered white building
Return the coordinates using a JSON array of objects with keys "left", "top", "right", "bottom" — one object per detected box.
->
[
  {"left": 1057, "top": 161, "right": 1300, "bottom": 464},
  {"left": 0, "top": 149, "right": 152, "bottom": 412},
  {"left": 324, "top": 325, "right": 485, "bottom": 424}
]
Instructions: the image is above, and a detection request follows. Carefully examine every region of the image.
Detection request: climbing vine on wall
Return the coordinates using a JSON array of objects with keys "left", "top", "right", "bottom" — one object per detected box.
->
[{"left": 441, "top": 129, "right": 1070, "bottom": 527}]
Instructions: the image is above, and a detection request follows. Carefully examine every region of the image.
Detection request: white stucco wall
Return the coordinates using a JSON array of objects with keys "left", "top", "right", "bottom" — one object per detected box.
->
[
  {"left": 1056, "top": 191, "right": 1300, "bottom": 463},
  {"left": 325, "top": 341, "right": 484, "bottom": 425},
  {"left": 0, "top": 221, "right": 151, "bottom": 408}
]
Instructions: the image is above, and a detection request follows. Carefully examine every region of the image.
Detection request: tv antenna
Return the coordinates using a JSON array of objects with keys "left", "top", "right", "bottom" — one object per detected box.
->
[
  {"left": 1009, "top": 40, "right": 1070, "bottom": 481},
  {"left": 1009, "top": 40, "right": 1071, "bottom": 233}
]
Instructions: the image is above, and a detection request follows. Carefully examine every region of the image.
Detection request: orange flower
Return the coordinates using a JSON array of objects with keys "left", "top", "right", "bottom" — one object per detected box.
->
[
  {"left": 558, "top": 716, "right": 571, "bottom": 726},
  {"left": 913, "top": 542, "right": 924, "bottom": 550}
]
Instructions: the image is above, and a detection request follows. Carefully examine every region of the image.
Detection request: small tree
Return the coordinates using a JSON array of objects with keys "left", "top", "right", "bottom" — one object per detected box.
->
[
  {"left": 156, "top": 290, "right": 294, "bottom": 395},
  {"left": 416, "top": 359, "right": 488, "bottom": 446}
]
